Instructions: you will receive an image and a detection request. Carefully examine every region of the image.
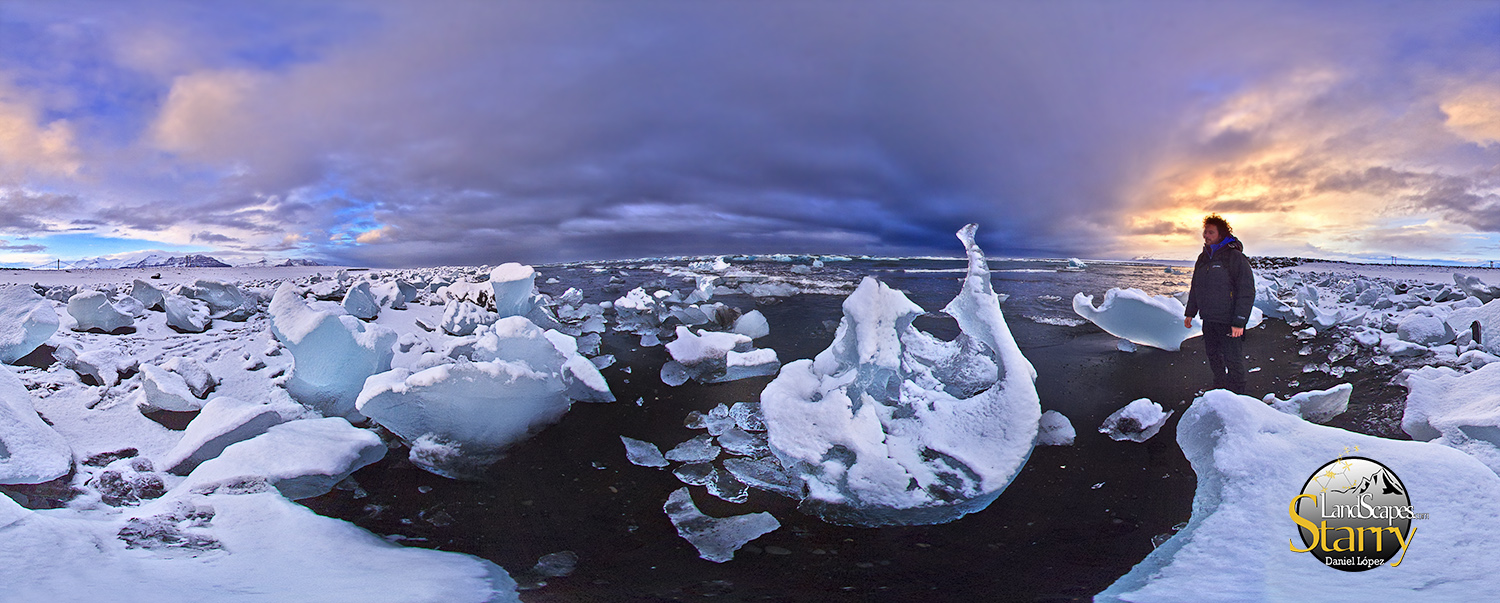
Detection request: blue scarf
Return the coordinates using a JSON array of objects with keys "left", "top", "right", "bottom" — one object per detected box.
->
[{"left": 1210, "top": 236, "right": 1237, "bottom": 257}]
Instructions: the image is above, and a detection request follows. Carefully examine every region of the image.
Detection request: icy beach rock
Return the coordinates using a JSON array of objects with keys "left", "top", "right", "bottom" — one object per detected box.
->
[
  {"left": 129, "top": 279, "right": 165, "bottom": 311},
  {"left": 269, "top": 283, "right": 397, "bottom": 419},
  {"left": 1401, "top": 363, "right": 1500, "bottom": 475},
  {"left": 489, "top": 263, "right": 537, "bottom": 318},
  {"left": 1037, "top": 410, "right": 1076, "bottom": 446},
  {"left": 1075, "top": 289, "right": 1201, "bottom": 352},
  {"left": 441, "top": 300, "right": 496, "bottom": 336},
  {"left": 1098, "top": 390, "right": 1500, "bottom": 602},
  {"left": 0, "top": 366, "right": 72, "bottom": 484},
  {"left": 1454, "top": 273, "right": 1500, "bottom": 303},
  {"left": 157, "top": 397, "right": 289, "bottom": 475},
  {"left": 1263, "top": 383, "right": 1352, "bottom": 423},
  {"left": 162, "top": 293, "right": 211, "bottom": 333},
  {"left": 180, "top": 280, "right": 255, "bottom": 321},
  {"left": 762, "top": 224, "right": 1040, "bottom": 526},
  {"left": 341, "top": 281, "right": 380, "bottom": 320},
  {"left": 67, "top": 290, "right": 134, "bottom": 333},
  {"left": 137, "top": 364, "right": 209, "bottom": 412},
  {"left": 663, "top": 487, "right": 780, "bottom": 563},
  {"left": 54, "top": 345, "right": 137, "bottom": 388},
  {"left": 1098, "top": 398, "right": 1172, "bottom": 442},
  {"left": 662, "top": 326, "right": 780, "bottom": 385},
  {"left": 1396, "top": 313, "right": 1455, "bottom": 346},
  {"left": 357, "top": 321, "right": 613, "bottom": 478},
  {"left": 178, "top": 417, "right": 385, "bottom": 500},
  {"left": 732, "top": 310, "right": 770, "bottom": 339},
  {"left": 0, "top": 286, "right": 58, "bottom": 364}
]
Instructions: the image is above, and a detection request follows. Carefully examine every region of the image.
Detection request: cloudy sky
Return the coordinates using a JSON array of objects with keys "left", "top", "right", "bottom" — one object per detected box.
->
[{"left": 1, "top": 1, "right": 1499, "bottom": 267}]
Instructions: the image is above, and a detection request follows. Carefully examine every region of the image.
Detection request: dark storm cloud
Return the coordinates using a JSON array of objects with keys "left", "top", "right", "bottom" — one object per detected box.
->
[
  {"left": 3, "top": 1, "right": 1500, "bottom": 264},
  {"left": 0, "top": 241, "right": 46, "bottom": 252},
  {"left": 191, "top": 231, "right": 237, "bottom": 243}
]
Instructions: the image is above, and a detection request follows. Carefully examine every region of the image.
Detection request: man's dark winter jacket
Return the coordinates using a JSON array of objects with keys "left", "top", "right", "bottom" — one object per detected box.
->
[{"left": 1184, "top": 237, "right": 1256, "bottom": 328}]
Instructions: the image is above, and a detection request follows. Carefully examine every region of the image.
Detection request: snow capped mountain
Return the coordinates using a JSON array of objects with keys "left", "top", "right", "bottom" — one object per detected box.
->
[{"left": 30, "top": 252, "right": 284, "bottom": 270}]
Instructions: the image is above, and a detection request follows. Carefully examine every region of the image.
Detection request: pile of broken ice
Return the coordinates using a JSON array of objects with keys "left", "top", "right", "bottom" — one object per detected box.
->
[{"left": 760, "top": 224, "right": 1040, "bottom": 526}]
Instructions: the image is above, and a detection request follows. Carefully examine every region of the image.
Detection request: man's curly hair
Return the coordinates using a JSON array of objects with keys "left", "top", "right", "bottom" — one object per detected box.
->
[{"left": 1203, "top": 214, "right": 1232, "bottom": 238}]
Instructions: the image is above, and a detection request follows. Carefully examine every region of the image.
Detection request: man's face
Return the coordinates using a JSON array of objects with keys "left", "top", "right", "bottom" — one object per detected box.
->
[{"left": 1203, "top": 224, "right": 1222, "bottom": 246}]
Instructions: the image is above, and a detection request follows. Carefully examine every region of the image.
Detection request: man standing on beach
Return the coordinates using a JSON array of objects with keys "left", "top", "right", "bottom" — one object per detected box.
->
[{"left": 1183, "top": 214, "right": 1256, "bottom": 394}]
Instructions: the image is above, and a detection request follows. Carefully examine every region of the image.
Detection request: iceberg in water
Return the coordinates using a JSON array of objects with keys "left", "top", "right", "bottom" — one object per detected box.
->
[
  {"left": 1098, "top": 390, "right": 1500, "bottom": 601},
  {"left": 1073, "top": 288, "right": 1263, "bottom": 352},
  {"left": 356, "top": 317, "right": 613, "bottom": 478},
  {"left": 761, "top": 224, "right": 1040, "bottom": 526},
  {"left": 269, "top": 283, "right": 397, "bottom": 419}
]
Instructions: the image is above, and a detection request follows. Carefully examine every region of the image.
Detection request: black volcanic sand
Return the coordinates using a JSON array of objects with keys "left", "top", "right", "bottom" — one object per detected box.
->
[{"left": 302, "top": 294, "right": 1414, "bottom": 603}]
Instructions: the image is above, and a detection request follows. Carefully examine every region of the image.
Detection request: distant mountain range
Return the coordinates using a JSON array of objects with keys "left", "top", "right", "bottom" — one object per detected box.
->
[{"left": 31, "top": 253, "right": 321, "bottom": 270}]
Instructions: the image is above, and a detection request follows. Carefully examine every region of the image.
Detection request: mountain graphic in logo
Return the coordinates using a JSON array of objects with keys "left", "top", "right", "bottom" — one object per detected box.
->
[{"left": 1331, "top": 468, "right": 1405, "bottom": 497}]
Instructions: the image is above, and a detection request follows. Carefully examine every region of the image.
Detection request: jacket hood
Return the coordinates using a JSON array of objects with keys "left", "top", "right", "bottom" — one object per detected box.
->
[{"left": 1203, "top": 236, "right": 1244, "bottom": 255}]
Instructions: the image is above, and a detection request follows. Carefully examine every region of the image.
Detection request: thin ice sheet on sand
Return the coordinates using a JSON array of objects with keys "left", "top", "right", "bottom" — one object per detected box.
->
[
  {"left": 0, "top": 490, "right": 518, "bottom": 602},
  {"left": 762, "top": 224, "right": 1040, "bottom": 526},
  {"left": 1098, "top": 390, "right": 1500, "bottom": 602},
  {"left": 663, "top": 487, "right": 780, "bottom": 563}
]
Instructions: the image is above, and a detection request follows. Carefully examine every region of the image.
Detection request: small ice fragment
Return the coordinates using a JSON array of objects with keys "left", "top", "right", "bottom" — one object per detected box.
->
[
  {"left": 1117, "top": 339, "right": 1138, "bottom": 353},
  {"left": 663, "top": 487, "right": 780, "bottom": 563},
  {"left": 1037, "top": 410, "right": 1075, "bottom": 446},
  {"left": 722, "top": 457, "right": 798, "bottom": 497},
  {"left": 1091, "top": 482, "right": 1104, "bottom": 490},
  {"left": 665, "top": 435, "right": 720, "bottom": 463},
  {"left": 1263, "top": 383, "right": 1352, "bottom": 423},
  {"left": 634, "top": 397, "right": 644, "bottom": 406},
  {"left": 707, "top": 468, "right": 750, "bottom": 503},
  {"left": 532, "top": 551, "right": 578, "bottom": 578},
  {"left": 590, "top": 354, "right": 616, "bottom": 370},
  {"left": 620, "top": 436, "right": 669, "bottom": 468},
  {"left": 660, "top": 361, "right": 690, "bottom": 387},
  {"left": 1098, "top": 399, "right": 1173, "bottom": 443},
  {"left": 684, "top": 411, "right": 708, "bottom": 430},
  {"left": 729, "top": 402, "right": 766, "bottom": 432},
  {"left": 732, "top": 310, "right": 770, "bottom": 339},
  {"left": 640, "top": 332, "right": 661, "bottom": 347},
  {"left": 673, "top": 462, "right": 715, "bottom": 486},
  {"left": 717, "top": 427, "right": 770, "bottom": 457},
  {"left": 706, "top": 403, "right": 735, "bottom": 436}
]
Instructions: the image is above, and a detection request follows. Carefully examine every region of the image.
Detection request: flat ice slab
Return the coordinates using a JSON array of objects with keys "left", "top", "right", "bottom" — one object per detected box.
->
[
  {"left": 176, "top": 417, "right": 386, "bottom": 500},
  {"left": 663, "top": 487, "right": 780, "bottom": 563},
  {"left": 1074, "top": 288, "right": 1264, "bottom": 352},
  {"left": 0, "top": 286, "right": 58, "bottom": 364},
  {"left": 1099, "top": 390, "right": 1500, "bottom": 602}
]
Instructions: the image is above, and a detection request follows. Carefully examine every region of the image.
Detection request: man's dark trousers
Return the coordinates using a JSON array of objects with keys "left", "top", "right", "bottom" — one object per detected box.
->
[{"left": 1202, "top": 321, "right": 1246, "bottom": 393}]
